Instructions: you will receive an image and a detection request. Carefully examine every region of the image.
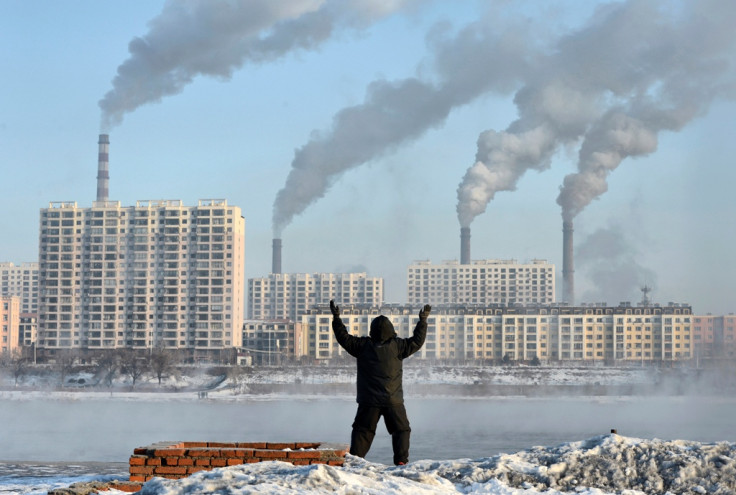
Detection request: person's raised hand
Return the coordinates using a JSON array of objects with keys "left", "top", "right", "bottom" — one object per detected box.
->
[
  {"left": 330, "top": 299, "right": 340, "bottom": 318},
  {"left": 419, "top": 304, "right": 431, "bottom": 321}
]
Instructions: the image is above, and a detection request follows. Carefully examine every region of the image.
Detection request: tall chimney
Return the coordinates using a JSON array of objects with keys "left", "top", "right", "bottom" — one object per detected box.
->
[
  {"left": 96, "top": 134, "right": 110, "bottom": 202},
  {"left": 272, "top": 238, "right": 282, "bottom": 274},
  {"left": 562, "top": 220, "right": 574, "bottom": 305},
  {"left": 460, "top": 227, "right": 471, "bottom": 265}
]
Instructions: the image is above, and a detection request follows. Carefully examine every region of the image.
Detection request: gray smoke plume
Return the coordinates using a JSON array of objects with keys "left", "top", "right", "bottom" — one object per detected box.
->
[
  {"left": 272, "top": 14, "right": 536, "bottom": 236},
  {"left": 458, "top": 0, "right": 736, "bottom": 228},
  {"left": 99, "top": 0, "right": 421, "bottom": 131},
  {"left": 557, "top": 0, "right": 736, "bottom": 221},
  {"left": 577, "top": 224, "right": 656, "bottom": 305}
]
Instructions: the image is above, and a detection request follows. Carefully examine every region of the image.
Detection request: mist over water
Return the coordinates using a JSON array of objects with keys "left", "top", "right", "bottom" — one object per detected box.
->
[{"left": 1, "top": 396, "right": 734, "bottom": 466}]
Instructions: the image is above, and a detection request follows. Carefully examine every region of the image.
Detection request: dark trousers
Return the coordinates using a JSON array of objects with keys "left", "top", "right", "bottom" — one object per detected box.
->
[{"left": 350, "top": 402, "right": 411, "bottom": 465}]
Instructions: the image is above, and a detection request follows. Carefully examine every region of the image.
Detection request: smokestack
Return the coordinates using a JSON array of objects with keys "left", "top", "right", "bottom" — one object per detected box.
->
[
  {"left": 96, "top": 134, "right": 110, "bottom": 202},
  {"left": 272, "top": 238, "right": 282, "bottom": 274},
  {"left": 460, "top": 227, "right": 471, "bottom": 265},
  {"left": 562, "top": 220, "right": 574, "bottom": 305}
]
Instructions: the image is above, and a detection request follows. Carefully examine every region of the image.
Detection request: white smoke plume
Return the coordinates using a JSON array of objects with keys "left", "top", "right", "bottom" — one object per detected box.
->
[
  {"left": 272, "top": 15, "right": 536, "bottom": 236},
  {"left": 458, "top": 0, "right": 736, "bottom": 228},
  {"left": 99, "top": 0, "right": 422, "bottom": 131},
  {"left": 557, "top": 0, "right": 736, "bottom": 221}
]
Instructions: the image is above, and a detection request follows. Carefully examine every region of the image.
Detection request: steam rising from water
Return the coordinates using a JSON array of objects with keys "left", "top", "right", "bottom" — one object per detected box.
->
[
  {"left": 458, "top": 0, "right": 736, "bottom": 227},
  {"left": 98, "top": 0, "right": 421, "bottom": 131}
]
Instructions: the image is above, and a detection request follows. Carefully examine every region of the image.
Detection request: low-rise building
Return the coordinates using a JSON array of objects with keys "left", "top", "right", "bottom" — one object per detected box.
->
[
  {"left": 242, "top": 319, "right": 305, "bottom": 365},
  {"left": 300, "top": 302, "right": 693, "bottom": 364},
  {"left": 1, "top": 296, "right": 20, "bottom": 355}
]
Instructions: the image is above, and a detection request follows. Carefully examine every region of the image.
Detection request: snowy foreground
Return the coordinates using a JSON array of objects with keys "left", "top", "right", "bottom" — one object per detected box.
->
[{"left": 105, "top": 434, "right": 736, "bottom": 495}]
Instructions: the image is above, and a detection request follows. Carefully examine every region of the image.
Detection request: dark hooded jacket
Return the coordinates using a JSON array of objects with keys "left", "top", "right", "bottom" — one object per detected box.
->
[{"left": 332, "top": 314, "right": 427, "bottom": 405}]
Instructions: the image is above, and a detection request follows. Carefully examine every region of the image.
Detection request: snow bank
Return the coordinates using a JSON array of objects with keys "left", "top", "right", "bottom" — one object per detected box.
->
[{"left": 109, "top": 435, "right": 735, "bottom": 495}]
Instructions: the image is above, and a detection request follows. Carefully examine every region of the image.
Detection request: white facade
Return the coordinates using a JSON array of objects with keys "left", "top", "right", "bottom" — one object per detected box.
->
[
  {"left": 248, "top": 272, "right": 383, "bottom": 322},
  {"left": 37, "top": 199, "right": 245, "bottom": 356},
  {"left": 407, "top": 259, "right": 555, "bottom": 306},
  {"left": 0, "top": 262, "right": 39, "bottom": 314},
  {"left": 300, "top": 303, "right": 692, "bottom": 363}
]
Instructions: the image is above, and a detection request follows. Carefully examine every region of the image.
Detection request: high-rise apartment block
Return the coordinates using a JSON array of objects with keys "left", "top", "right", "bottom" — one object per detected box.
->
[
  {"left": 248, "top": 272, "right": 383, "bottom": 322},
  {"left": 301, "top": 302, "right": 692, "bottom": 363},
  {"left": 1, "top": 296, "right": 20, "bottom": 354},
  {"left": 407, "top": 259, "right": 555, "bottom": 306},
  {"left": 37, "top": 199, "right": 244, "bottom": 358},
  {"left": 0, "top": 262, "right": 39, "bottom": 314}
]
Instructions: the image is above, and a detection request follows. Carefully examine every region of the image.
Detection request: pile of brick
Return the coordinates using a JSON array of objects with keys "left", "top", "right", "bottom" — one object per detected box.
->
[
  {"left": 129, "top": 441, "right": 348, "bottom": 482},
  {"left": 49, "top": 441, "right": 349, "bottom": 494}
]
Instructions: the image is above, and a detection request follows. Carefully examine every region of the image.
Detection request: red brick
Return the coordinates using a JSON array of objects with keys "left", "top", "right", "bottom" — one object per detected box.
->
[
  {"left": 129, "top": 475, "right": 147, "bottom": 483},
  {"left": 129, "top": 466, "right": 154, "bottom": 475},
  {"left": 153, "top": 448, "right": 187, "bottom": 457},
  {"left": 221, "top": 448, "right": 254, "bottom": 458},
  {"left": 187, "top": 466, "right": 206, "bottom": 474},
  {"left": 210, "top": 458, "right": 228, "bottom": 467},
  {"left": 145, "top": 458, "right": 162, "bottom": 466},
  {"left": 182, "top": 442, "right": 208, "bottom": 448},
  {"left": 155, "top": 466, "right": 188, "bottom": 475},
  {"left": 328, "top": 460, "right": 344, "bottom": 466},
  {"left": 133, "top": 448, "right": 149, "bottom": 455},
  {"left": 195, "top": 458, "right": 211, "bottom": 466},
  {"left": 177, "top": 457, "right": 194, "bottom": 466},
  {"left": 256, "top": 450, "right": 287, "bottom": 459},
  {"left": 246, "top": 458, "right": 261, "bottom": 463},
  {"left": 291, "top": 460, "right": 310, "bottom": 466},
  {"left": 188, "top": 449, "right": 221, "bottom": 457},
  {"left": 287, "top": 451, "right": 321, "bottom": 459},
  {"left": 129, "top": 456, "right": 146, "bottom": 466},
  {"left": 226, "top": 458, "right": 245, "bottom": 466},
  {"left": 163, "top": 457, "right": 179, "bottom": 466},
  {"left": 238, "top": 442, "right": 267, "bottom": 449},
  {"left": 266, "top": 442, "right": 295, "bottom": 450}
]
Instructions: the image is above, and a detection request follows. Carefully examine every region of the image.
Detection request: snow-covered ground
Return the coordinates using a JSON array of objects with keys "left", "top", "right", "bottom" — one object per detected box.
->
[
  {"left": 90, "top": 434, "right": 734, "bottom": 495},
  {"left": 4, "top": 364, "right": 728, "bottom": 397}
]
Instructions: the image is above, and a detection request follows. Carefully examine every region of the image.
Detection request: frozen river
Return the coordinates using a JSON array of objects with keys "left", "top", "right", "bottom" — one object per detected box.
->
[{"left": 1, "top": 394, "right": 734, "bottom": 465}]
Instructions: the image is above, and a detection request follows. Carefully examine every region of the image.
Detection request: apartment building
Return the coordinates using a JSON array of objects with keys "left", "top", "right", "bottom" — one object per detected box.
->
[
  {"left": 37, "top": 199, "right": 245, "bottom": 359},
  {"left": 242, "top": 320, "right": 305, "bottom": 365},
  {"left": 0, "top": 262, "right": 39, "bottom": 314},
  {"left": 300, "top": 302, "right": 693, "bottom": 363},
  {"left": 692, "top": 314, "right": 736, "bottom": 360},
  {"left": 248, "top": 272, "right": 383, "bottom": 322},
  {"left": 1, "top": 296, "right": 20, "bottom": 354},
  {"left": 407, "top": 259, "right": 555, "bottom": 306},
  {"left": 19, "top": 313, "right": 37, "bottom": 349}
]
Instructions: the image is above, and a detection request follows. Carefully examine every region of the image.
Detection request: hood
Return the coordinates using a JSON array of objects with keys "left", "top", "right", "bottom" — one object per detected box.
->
[{"left": 369, "top": 315, "right": 396, "bottom": 343}]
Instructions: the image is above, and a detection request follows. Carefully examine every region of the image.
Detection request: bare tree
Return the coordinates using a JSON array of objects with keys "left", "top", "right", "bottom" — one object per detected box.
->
[
  {"left": 150, "top": 346, "right": 176, "bottom": 386},
  {"left": 95, "top": 349, "right": 120, "bottom": 388},
  {"left": 55, "top": 349, "right": 78, "bottom": 387},
  {"left": 10, "top": 349, "right": 28, "bottom": 387},
  {"left": 120, "top": 349, "right": 149, "bottom": 389}
]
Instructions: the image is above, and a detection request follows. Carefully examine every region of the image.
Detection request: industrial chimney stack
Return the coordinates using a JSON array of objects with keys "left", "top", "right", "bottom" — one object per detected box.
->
[
  {"left": 272, "top": 238, "right": 282, "bottom": 274},
  {"left": 562, "top": 220, "right": 574, "bottom": 305},
  {"left": 96, "top": 134, "right": 110, "bottom": 202},
  {"left": 460, "top": 227, "right": 471, "bottom": 265}
]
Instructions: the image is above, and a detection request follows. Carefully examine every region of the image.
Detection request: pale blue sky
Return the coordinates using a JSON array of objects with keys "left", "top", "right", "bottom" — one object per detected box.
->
[{"left": 1, "top": 0, "right": 735, "bottom": 313}]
